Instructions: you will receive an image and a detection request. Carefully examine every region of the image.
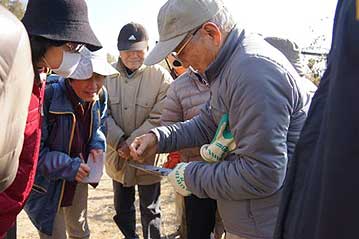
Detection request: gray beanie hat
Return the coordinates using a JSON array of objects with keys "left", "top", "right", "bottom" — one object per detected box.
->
[{"left": 265, "top": 36, "right": 308, "bottom": 76}]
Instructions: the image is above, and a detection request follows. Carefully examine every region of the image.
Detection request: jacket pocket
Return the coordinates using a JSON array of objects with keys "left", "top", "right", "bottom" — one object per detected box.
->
[
  {"left": 108, "top": 96, "right": 122, "bottom": 123},
  {"left": 135, "top": 97, "right": 155, "bottom": 125},
  {"left": 109, "top": 96, "right": 121, "bottom": 105},
  {"left": 105, "top": 150, "right": 125, "bottom": 173},
  {"left": 32, "top": 184, "right": 47, "bottom": 194},
  {"left": 246, "top": 199, "right": 254, "bottom": 218},
  {"left": 31, "top": 174, "right": 50, "bottom": 194},
  {"left": 136, "top": 97, "right": 155, "bottom": 108}
]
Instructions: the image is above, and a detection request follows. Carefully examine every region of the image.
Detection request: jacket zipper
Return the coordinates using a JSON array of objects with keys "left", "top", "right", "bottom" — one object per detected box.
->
[
  {"left": 49, "top": 111, "right": 76, "bottom": 212},
  {"left": 87, "top": 102, "right": 95, "bottom": 142}
]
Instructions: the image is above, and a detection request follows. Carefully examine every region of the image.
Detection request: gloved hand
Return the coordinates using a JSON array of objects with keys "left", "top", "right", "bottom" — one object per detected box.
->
[
  {"left": 200, "top": 114, "right": 236, "bottom": 163},
  {"left": 163, "top": 152, "right": 181, "bottom": 169},
  {"left": 168, "top": 163, "right": 191, "bottom": 196}
]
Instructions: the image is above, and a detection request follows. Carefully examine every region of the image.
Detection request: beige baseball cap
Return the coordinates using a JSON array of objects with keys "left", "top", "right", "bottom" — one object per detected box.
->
[{"left": 144, "top": 0, "right": 224, "bottom": 66}]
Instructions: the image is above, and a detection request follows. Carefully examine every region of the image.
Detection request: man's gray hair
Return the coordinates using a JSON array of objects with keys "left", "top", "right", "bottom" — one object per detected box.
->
[{"left": 208, "top": 6, "right": 236, "bottom": 33}]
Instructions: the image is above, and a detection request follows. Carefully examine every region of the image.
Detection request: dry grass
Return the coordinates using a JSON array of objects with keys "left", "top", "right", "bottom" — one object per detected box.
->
[{"left": 17, "top": 173, "right": 178, "bottom": 239}]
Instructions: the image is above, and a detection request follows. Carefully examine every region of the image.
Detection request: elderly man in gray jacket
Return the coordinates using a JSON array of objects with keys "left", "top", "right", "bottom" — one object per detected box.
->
[{"left": 129, "top": 0, "right": 314, "bottom": 238}]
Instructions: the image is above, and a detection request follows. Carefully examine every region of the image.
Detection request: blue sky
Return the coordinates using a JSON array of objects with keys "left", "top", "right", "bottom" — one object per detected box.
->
[{"left": 23, "top": 0, "right": 338, "bottom": 56}]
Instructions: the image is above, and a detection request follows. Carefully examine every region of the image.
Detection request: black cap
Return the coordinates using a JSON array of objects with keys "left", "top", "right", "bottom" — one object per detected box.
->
[
  {"left": 22, "top": 0, "right": 102, "bottom": 51},
  {"left": 117, "top": 22, "right": 149, "bottom": 51}
]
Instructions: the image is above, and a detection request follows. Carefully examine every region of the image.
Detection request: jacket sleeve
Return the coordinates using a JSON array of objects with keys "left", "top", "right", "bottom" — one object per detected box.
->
[
  {"left": 125, "top": 71, "right": 173, "bottom": 145},
  {"left": 36, "top": 87, "right": 81, "bottom": 181},
  {"left": 88, "top": 86, "right": 108, "bottom": 151},
  {"left": 160, "top": 82, "right": 184, "bottom": 126},
  {"left": 184, "top": 58, "right": 293, "bottom": 201},
  {"left": 153, "top": 101, "right": 217, "bottom": 152}
]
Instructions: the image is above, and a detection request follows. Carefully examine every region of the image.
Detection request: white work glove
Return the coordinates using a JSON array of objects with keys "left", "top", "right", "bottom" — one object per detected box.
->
[
  {"left": 200, "top": 114, "right": 236, "bottom": 163},
  {"left": 168, "top": 163, "right": 191, "bottom": 197}
]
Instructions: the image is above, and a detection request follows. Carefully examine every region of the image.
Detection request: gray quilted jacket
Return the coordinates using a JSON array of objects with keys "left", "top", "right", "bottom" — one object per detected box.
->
[
  {"left": 160, "top": 70, "right": 210, "bottom": 162},
  {"left": 152, "top": 26, "right": 315, "bottom": 238}
]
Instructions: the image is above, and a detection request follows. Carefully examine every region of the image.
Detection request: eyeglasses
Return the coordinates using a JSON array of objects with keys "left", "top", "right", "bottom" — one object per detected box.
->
[
  {"left": 64, "top": 43, "right": 84, "bottom": 53},
  {"left": 164, "top": 58, "right": 179, "bottom": 79},
  {"left": 171, "top": 26, "right": 201, "bottom": 67}
]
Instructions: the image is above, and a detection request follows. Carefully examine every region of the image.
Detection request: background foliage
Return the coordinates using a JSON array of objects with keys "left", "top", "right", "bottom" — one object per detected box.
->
[{"left": 0, "top": 0, "right": 25, "bottom": 19}]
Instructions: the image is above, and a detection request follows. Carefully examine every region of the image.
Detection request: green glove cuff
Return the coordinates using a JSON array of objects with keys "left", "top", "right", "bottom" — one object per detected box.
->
[
  {"left": 201, "top": 144, "right": 219, "bottom": 163},
  {"left": 201, "top": 114, "right": 236, "bottom": 163},
  {"left": 168, "top": 163, "right": 191, "bottom": 196},
  {"left": 211, "top": 114, "right": 229, "bottom": 143}
]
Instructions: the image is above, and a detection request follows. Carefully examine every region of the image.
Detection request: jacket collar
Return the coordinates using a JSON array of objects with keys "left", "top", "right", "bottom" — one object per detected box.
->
[
  {"left": 205, "top": 25, "right": 244, "bottom": 83},
  {"left": 116, "top": 58, "right": 146, "bottom": 79},
  {"left": 48, "top": 78, "right": 78, "bottom": 113},
  {"left": 188, "top": 69, "right": 209, "bottom": 88}
]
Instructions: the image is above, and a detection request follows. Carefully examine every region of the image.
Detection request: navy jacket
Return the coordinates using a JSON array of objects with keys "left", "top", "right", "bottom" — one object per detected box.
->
[
  {"left": 274, "top": 1, "right": 359, "bottom": 238},
  {"left": 24, "top": 79, "right": 106, "bottom": 235}
]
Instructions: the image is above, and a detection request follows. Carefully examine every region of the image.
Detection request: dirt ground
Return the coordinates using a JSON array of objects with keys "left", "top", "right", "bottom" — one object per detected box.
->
[{"left": 17, "top": 173, "right": 178, "bottom": 239}]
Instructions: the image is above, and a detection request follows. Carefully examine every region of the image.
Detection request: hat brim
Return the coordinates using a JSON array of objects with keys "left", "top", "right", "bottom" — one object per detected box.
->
[
  {"left": 93, "top": 61, "right": 119, "bottom": 76},
  {"left": 144, "top": 33, "right": 187, "bottom": 66},
  {"left": 70, "top": 47, "right": 119, "bottom": 80},
  {"left": 118, "top": 41, "right": 148, "bottom": 51},
  {"left": 27, "top": 22, "right": 102, "bottom": 51}
]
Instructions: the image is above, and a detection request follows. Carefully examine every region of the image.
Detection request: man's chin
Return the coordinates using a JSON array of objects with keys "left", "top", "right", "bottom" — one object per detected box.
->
[
  {"left": 128, "top": 62, "right": 143, "bottom": 71},
  {"left": 81, "top": 94, "right": 97, "bottom": 103}
]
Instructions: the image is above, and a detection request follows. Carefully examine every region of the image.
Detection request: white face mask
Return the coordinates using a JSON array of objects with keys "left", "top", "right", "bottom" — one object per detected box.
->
[
  {"left": 49, "top": 51, "right": 82, "bottom": 78},
  {"left": 67, "top": 50, "right": 93, "bottom": 80}
]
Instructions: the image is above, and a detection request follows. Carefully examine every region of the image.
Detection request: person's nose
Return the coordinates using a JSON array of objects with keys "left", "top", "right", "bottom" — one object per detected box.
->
[
  {"left": 88, "top": 79, "right": 98, "bottom": 90},
  {"left": 129, "top": 51, "right": 142, "bottom": 59}
]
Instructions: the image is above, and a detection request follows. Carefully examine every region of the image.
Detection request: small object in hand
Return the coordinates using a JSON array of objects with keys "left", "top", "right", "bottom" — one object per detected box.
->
[
  {"left": 82, "top": 153, "right": 105, "bottom": 183},
  {"left": 128, "top": 161, "right": 172, "bottom": 176}
]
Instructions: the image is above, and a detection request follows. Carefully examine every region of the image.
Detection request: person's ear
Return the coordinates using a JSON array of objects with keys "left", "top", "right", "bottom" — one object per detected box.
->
[{"left": 201, "top": 22, "right": 222, "bottom": 47}]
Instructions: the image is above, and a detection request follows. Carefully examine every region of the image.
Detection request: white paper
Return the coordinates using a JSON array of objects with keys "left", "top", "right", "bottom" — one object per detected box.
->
[{"left": 82, "top": 153, "right": 104, "bottom": 183}]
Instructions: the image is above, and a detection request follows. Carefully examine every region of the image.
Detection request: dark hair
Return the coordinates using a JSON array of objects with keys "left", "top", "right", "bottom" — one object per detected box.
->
[{"left": 29, "top": 35, "right": 66, "bottom": 83}]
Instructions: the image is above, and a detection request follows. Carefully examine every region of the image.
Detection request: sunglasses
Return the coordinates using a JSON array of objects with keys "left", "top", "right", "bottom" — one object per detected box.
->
[{"left": 171, "top": 26, "right": 201, "bottom": 67}]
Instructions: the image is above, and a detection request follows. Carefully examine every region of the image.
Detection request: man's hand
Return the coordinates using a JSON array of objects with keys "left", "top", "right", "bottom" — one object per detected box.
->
[
  {"left": 117, "top": 141, "right": 131, "bottom": 160},
  {"left": 168, "top": 163, "right": 191, "bottom": 196},
  {"left": 129, "top": 133, "right": 158, "bottom": 163},
  {"left": 75, "top": 163, "right": 90, "bottom": 182},
  {"left": 90, "top": 149, "right": 104, "bottom": 163}
]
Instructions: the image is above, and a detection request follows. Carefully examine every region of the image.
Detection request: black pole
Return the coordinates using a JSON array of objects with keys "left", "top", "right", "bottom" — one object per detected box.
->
[{"left": 301, "top": 50, "right": 328, "bottom": 56}]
